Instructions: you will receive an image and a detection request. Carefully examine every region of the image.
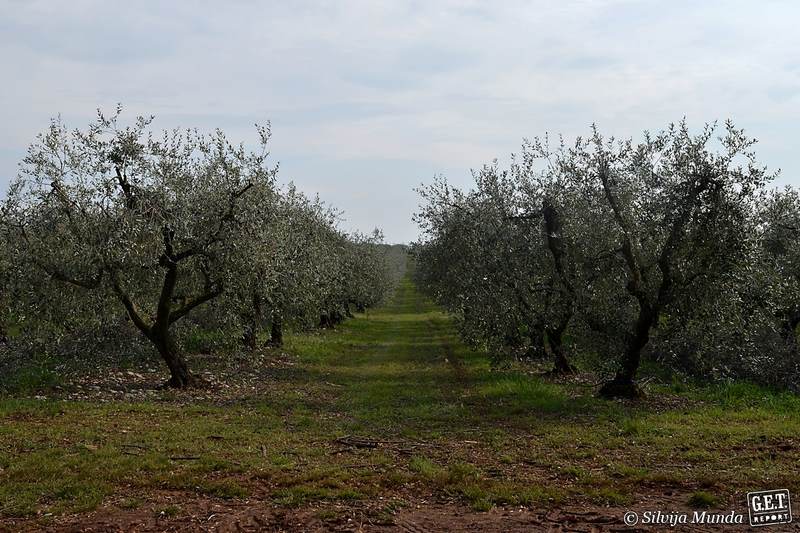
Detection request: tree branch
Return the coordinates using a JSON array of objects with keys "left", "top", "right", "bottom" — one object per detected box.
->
[
  {"left": 33, "top": 259, "right": 103, "bottom": 290},
  {"left": 655, "top": 171, "right": 715, "bottom": 308},
  {"left": 598, "top": 163, "right": 647, "bottom": 302},
  {"left": 155, "top": 225, "right": 179, "bottom": 331},
  {"left": 169, "top": 285, "right": 223, "bottom": 324},
  {"left": 169, "top": 182, "right": 255, "bottom": 261},
  {"left": 110, "top": 271, "right": 151, "bottom": 334},
  {"left": 207, "top": 182, "right": 255, "bottom": 244},
  {"left": 114, "top": 165, "right": 136, "bottom": 209}
]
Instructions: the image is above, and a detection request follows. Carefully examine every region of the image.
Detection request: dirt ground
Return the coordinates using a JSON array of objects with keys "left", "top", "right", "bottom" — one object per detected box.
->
[{"left": 3, "top": 491, "right": 791, "bottom": 532}]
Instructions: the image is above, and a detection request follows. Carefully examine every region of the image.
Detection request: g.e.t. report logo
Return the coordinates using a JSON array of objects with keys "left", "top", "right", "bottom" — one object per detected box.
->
[{"left": 747, "top": 489, "right": 792, "bottom": 527}]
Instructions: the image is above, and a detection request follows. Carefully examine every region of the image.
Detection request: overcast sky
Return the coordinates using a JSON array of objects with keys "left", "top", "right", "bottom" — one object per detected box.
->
[{"left": 1, "top": 0, "right": 799, "bottom": 243}]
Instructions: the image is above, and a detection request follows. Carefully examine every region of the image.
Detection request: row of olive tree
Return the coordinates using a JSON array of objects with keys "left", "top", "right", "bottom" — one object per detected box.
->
[
  {"left": 414, "top": 121, "right": 799, "bottom": 397},
  {"left": 0, "top": 108, "right": 394, "bottom": 387}
]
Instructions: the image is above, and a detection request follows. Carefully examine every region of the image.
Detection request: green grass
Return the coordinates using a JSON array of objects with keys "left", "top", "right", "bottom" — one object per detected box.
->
[
  {"left": 0, "top": 364, "right": 62, "bottom": 395},
  {"left": 1, "top": 276, "right": 800, "bottom": 520},
  {"left": 688, "top": 491, "right": 720, "bottom": 508}
]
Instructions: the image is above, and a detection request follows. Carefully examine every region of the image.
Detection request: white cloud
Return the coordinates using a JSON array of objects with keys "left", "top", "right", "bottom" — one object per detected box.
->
[{"left": 1, "top": 0, "right": 799, "bottom": 242}]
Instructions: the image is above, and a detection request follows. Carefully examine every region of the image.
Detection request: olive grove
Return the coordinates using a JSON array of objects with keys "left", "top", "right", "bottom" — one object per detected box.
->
[
  {"left": 414, "top": 121, "right": 794, "bottom": 397},
  {"left": 0, "top": 109, "right": 394, "bottom": 388}
]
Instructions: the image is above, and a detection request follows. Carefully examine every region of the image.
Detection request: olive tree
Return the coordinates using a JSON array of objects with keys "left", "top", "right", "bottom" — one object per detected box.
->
[
  {"left": 415, "top": 120, "right": 772, "bottom": 396},
  {"left": 760, "top": 188, "right": 800, "bottom": 355},
  {"left": 342, "top": 229, "right": 392, "bottom": 314},
  {"left": 414, "top": 176, "right": 521, "bottom": 359},
  {"left": 571, "top": 122, "right": 770, "bottom": 397},
  {"left": 318, "top": 228, "right": 391, "bottom": 328},
  {"left": 648, "top": 188, "right": 800, "bottom": 389},
  {"left": 257, "top": 190, "right": 341, "bottom": 347},
  {"left": 229, "top": 186, "right": 391, "bottom": 348},
  {"left": 231, "top": 186, "right": 340, "bottom": 349},
  {"left": 1, "top": 108, "right": 277, "bottom": 387},
  {"left": 414, "top": 165, "right": 581, "bottom": 373},
  {"left": 0, "top": 231, "right": 10, "bottom": 345}
]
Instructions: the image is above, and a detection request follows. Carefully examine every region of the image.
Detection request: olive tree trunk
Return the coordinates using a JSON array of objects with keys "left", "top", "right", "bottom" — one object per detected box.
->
[
  {"left": 242, "top": 293, "right": 263, "bottom": 350},
  {"left": 267, "top": 313, "right": 283, "bottom": 347},
  {"left": 599, "top": 302, "right": 653, "bottom": 398},
  {"left": 152, "top": 332, "right": 194, "bottom": 388},
  {"left": 546, "top": 316, "right": 576, "bottom": 375},
  {"left": 779, "top": 307, "right": 800, "bottom": 356},
  {"left": 542, "top": 198, "right": 577, "bottom": 375}
]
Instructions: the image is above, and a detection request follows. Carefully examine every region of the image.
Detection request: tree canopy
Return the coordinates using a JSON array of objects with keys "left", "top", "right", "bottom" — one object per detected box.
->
[
  {"left": 414, "top": 121, "right": 789, "bottom": 397},
  {"left": 1, "top": 108, "right": 395, "bottom": 387}
]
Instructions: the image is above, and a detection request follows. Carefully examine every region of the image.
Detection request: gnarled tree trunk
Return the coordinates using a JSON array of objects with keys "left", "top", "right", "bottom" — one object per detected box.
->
[
  {"left": 779, "top": 306, "right": 800, "bottom": 356},
  {"left": 542, "top": 198, "right": 577, "bottom": 375},
  {"left": 267, "top": 313, "right": 283, "bottom": 347},
  {"left": 319, "top": 311, "right": 332, "bottom": 329},
  {"left": 546, "top": 316, "right": 576, "bottom": 375},
  {"left": 242, "top": 293, "right": 263, "bottom": 350},
  {"left": 151, "top": 331, "right": 194, "bottom": 388},
  {"left": 242, "top": 327, "right": 257, "bottom": 351},
  {"left": 599, "top": 302, "right": 653, "bottom": 398}
]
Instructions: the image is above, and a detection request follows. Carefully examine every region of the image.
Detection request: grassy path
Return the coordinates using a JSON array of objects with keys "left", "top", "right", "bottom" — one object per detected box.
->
[
  {"left": 291, "top": 276, "right": 484, "bottom": 438},
  {"left": 2, "top": 275, "right": 800, "bottom": 530}
]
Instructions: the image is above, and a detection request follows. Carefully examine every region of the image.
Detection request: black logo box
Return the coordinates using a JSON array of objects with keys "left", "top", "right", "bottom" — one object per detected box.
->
[{"left": 748, "top": 489, "right": 792, "bottom": 527}]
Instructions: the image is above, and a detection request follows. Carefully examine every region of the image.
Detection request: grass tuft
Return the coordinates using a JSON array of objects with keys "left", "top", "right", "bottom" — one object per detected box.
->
[{"left": 688, "top": 491, "right": 719, "bottom": 508}]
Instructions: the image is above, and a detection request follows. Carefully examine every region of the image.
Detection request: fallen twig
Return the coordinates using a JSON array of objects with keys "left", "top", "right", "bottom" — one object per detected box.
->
[{"left": 119, "top": 443, "right": 149, "bottom": 450}]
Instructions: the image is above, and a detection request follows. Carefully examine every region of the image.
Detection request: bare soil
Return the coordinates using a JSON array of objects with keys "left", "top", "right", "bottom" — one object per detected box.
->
[{"left": 3, "top": 489, "right": 789, "bottom": 532}]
